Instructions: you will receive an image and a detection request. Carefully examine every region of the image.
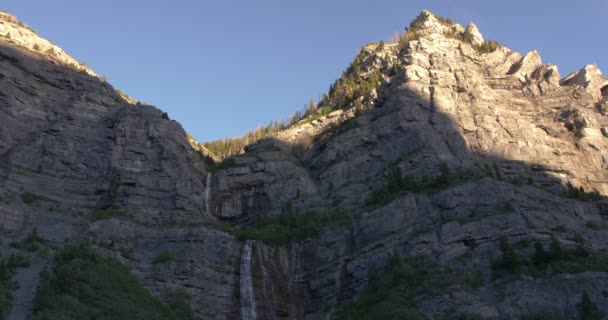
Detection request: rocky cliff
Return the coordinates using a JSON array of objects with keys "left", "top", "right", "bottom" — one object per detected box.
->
[{"left": 0, "top": 10, "right": 607, "bottom": 320}]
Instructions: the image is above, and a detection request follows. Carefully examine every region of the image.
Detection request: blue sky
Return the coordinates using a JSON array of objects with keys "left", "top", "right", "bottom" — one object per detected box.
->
[{"left": 3, "top": 1, "right": 607, "bottom": 141}]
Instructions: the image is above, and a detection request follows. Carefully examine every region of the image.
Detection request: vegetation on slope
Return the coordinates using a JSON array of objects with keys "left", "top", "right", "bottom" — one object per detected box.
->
[
  {"left": 332, "top": 255, "right": 482, "bottom": 320},
  {"left": 203, "top": 44, "right": 387, "bottom": 160},
  {"left": 366, "top": 165, "right": 481, "bottom": 209},
  {"left": 1, "top": 252, "right": 32, "bottom": 319},
  {"left": 561, "top": 182, "right": 605, "bottom": 202},
  {"left": 203, "top": 12, "right": 501, "bottom": 161},
  {"left": 493, "top": 236, "right": 608, "bottom": 279},
  {"left": 217, "top": 202, "right": 351, "bottom": 245},
  {"left": 202, "top": 12, "right": 504, "bottom": 163},
  {"left": 29, "top": 245, "right": 193, "bottom": 320}
]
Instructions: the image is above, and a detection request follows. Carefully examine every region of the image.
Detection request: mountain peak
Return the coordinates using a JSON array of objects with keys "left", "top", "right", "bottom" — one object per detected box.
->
[
  {"left": 410, "top": 10, "right": 455, "bottom": 31},
  {"left": 407, "top": 10, "right": 466, "bottom": 41}
]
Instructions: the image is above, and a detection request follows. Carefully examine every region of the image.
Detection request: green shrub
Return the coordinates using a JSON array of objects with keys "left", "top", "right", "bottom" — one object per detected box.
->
[
  {"left": 478, "top": 40, "right": 499, "bottom": 53},
  {"left": 29, "top": 245, "right": 193, "bottom": 320},
  {"left": 33, "top": 43, "right": 40, "bottom": 51},
  {"left": 398, "top": 31, "right": 421, "bottom": 51},
  {"left": 492, "top": 236, "right": 520, "bottom": 277},
  {"left": 153, "top": 251, "right": 175, "bottom": 264}
]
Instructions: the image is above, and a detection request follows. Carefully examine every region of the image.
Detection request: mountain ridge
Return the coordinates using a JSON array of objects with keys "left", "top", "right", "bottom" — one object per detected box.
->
[{"left": 0, "top": 9, "right": 607, "bottom": 320}]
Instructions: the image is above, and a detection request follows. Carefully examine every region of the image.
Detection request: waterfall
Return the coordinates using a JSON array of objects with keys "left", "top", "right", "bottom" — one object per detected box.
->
[
  {"left": 240, "top": 240, "right": 257, "bottom": 320},
  {"left": 256, "top": 244, "right": 276, "bottom": 320},
  {"left": 290, "top": 243, "right": 303, "bottom": 287},
  {"left": 205, "top": 172, "right": 212, "bottom": 215},
  {"left": 248, "top": 186, "right": 255, "bottom": 208}
]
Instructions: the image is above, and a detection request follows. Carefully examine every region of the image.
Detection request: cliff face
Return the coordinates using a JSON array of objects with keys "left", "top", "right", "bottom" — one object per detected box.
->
[
  {"left": 205, "top": 11, "right": 608, "bottom": 319},
  {"left": 0, "top": 9, "right": 607, "bottom": 320},
  {"left": 0, "top": 14, "right": 236, "bottom": 319}
]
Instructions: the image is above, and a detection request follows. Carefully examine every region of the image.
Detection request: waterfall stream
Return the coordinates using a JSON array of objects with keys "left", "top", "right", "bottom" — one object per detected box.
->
[
  {"left": 240, "top": 240, "right": 257, "bottom": 320},
  {"left": 205, "top": 172, "right": 212, "bottom": 215},
  {"left": 256, "top": 244, "right": 275, "bottom": 320}
]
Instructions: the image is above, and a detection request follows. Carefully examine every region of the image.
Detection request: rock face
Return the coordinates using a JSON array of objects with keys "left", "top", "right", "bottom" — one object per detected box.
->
[
  {"left": 0, "top": 9, "right": 607, "bottom": 320},
  {"left": 0, "top": 12, "right": 96, "bottom": 77}
]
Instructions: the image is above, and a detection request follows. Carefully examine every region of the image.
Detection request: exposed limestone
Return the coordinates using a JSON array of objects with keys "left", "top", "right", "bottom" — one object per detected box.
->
[
  {"left": 464, "top": 22, "right": 484, "bottom": 47},
  {"left": 562, "top": 64, "right": 608, "bottom": 99},
  {"left": 0, "top": 12, "right": 97, "bottom": 77}
]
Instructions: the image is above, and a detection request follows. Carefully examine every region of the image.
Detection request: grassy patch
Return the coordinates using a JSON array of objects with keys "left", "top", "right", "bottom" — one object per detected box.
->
[
  {"left": 224, "top": 204, "right": 352, "bottom": 245},
  {"left": 332, "top": 256, "right": 483, "bottom": 320},
  {"left": 439, "top": 309, "right": 484, "bottom": 320},
  {"left": 29, "top": 245, "right": 193, "bottom": 320},
  {"left": 5, "top": 253, "right": 30, "bottom": 269},
  {"left": 90, "top": 206, "right": 124, "bottom": 221},
  {"left": 0, "top": 251, "right": 33, "bottom": 318},
  {"left": 581, "top": 290, "right": 603, "bottom": 320},
  {"left": 0, "top": 274, "right": 11, "bottom": 320},
  {"left": 205, "top": 158, "right": 241, "bottom": 173},
  {"left": 164, "top": 291, "right": 194, "bottom": 320},
  {"left": 521, "top": 310, "right": 569, "bottom": 320},
  {"left": 153, "top": 251, "right": 175, "bottom": 264},
  {"left": 10, "top": 229, "right": 42, "bottom": 252},
  {"left": 20, "top": 192, "right": 50, "bottom": 205},
  {"left": 441, "top": 212, "right": 479, "bottom": 225}
]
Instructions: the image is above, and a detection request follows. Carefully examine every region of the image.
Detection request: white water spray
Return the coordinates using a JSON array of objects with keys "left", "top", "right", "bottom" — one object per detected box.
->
[
  {"left": 205, "top": 172, "right": 212, "bottom": 215},
  {"left": 256, "top": 244, "right": 275, "bottom": 320},
  {"left": 240, "top": 240, "right": 257, "bottom": 320}
]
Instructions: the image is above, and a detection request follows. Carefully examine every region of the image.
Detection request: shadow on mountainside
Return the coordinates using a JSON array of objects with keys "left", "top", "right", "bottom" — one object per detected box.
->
[
  {"left": 0, "top": 33, "right": 607, "bottom": 320},
  {"left": 204, "top": 43, "right": 608, "bottom": 318},
  {"left": 0, "top": 40, "right": 211, "bottom": 229},
  {"left": 208, "top": 60, "right": 608, "bottom": 227}
]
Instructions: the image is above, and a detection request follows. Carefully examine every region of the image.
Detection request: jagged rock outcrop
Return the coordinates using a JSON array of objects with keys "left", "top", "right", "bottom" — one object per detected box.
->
[{"left": 0, "top": 9, "right": 607, "bottom": 320}]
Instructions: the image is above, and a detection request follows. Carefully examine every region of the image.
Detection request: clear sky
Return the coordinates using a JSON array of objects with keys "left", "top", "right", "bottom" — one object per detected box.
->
[{"left": 3, "top": 1, "right": 607, "bottom": 142}]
